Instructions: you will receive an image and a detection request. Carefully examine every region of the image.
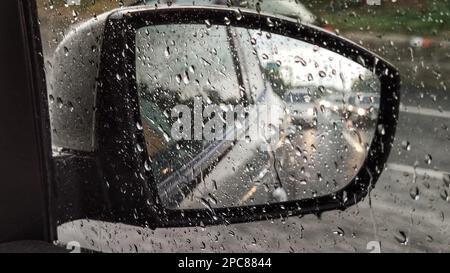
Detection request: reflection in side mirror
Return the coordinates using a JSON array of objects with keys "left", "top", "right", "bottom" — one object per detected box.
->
[
  {"left": 135, "top": 24, "right": 381, "bottom": 210},
  {"left": 49, "top": 6, "right": 399, "bottom": 228}
]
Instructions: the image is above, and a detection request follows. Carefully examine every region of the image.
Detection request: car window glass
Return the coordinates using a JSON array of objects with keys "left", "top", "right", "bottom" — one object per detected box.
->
[{"left": 36, "top": 0, "right": 450, "bottom": 253}]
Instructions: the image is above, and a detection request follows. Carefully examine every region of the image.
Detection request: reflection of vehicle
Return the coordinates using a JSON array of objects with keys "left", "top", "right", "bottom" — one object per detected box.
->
[
  {"left": 135, "top": 24, "right": 288, "bottom": 206},
  {"left": 347, "top": 94, "right": 380, "bottom": 121},
  {"left": 319, "top": 93, "right": 345, "bottom": 112},
  {"left": 283, "top": 89, "right": 315, "bottom": 126},
  {"left": 317, "top": 91, "right": 380, "bottom": 125}
]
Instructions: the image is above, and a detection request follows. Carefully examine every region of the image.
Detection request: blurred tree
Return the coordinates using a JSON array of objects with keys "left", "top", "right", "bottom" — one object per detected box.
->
[{"left": 378, "top": 0, "right": 428, "bottom": 12}]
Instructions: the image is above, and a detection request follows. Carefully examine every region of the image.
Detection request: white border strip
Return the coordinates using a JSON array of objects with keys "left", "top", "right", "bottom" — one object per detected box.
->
[
  {"left": 400, "top": 104, "right": 450, "bottom": 119},
  {"left": 387, "top": 163, "right": 450, "bottom": 180}
]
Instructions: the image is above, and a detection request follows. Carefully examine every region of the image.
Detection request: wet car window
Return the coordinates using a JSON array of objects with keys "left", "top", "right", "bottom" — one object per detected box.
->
[{"left": 37, "top": 0, "right": 450, "bottom": 253}]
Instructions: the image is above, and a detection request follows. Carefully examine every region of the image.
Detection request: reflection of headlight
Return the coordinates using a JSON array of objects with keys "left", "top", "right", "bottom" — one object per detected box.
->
[
  {"left": 347, "top": 105, "right": 354, "bottom": 112},
  {"left": 320, "top": 100, "right": 331, "bottom": 108},
  {"left": 306, "top": 108, "right": 314, "bottom": 116},
  {"left": 357, "top": 108, "right": 366, "bottom": 116}
]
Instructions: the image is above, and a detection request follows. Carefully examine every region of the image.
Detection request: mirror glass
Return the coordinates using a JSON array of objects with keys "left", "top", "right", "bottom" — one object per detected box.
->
[{"left": 135, "top": 24, "right": 381, "bottom": 209}]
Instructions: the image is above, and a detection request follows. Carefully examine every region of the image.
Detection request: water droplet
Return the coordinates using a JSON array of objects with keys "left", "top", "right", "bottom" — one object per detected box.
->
[
  {"left": 182, "top": 71, "right": 190, "bottom": 84},
  {"left": 72, "top": 10, "right": 79, "bottom": 19},
  {"left": 443, "top": 174, "right": 450, "bottom": 187},
  {"left": 144, "top": 160, "right": 151, "bottom": 172},
  {"left": 175, "top": 74, "right": 182, "bottom": 84},
  {"left": 204, "top": 19, "right": 212, "bottom": 28},
  {"left": 401, "top": 140, "right": 411, "bottom": 151},
  {"left": 317, "top": 172, "right": 322, "bottom": 181},
  {"left": 394, "top": 230, "right": 408, "bottom": 245},
  {"left": 409, "top": 186, "right": 419, "bottom": 200},
  {"left": 255, "top": 2, "right": 261, "bottom": 13},
  {"left": 235, "top": 9, "right": 242, "bottom": 20},
  {"left": 318, "top": 86, "right": 325, "bottom": 94},
  {"left": 333, "top": 227, "right": 345, "bottom": 237},
  {"left": 294, "top": 56, "right": 307, "bottom": 66},
  {"left": 56, "top": 97, "right": 63, "bottom": 109},
  {"left": 425, "top": 154, "right": 432, "bottom": 165},
  {"left": 136, "top": 143, "right": 144, "bottom": 153},
  {"left": 199, "top": 198, "right": 213, "bottom": 211},
  {"left": 357, "top": 55, "right": 366, "bottom": 66},
  {"left": 377, "top": 124, "right": 385, "bottom": 135},
  {"left": 208, "top": 193, "right": 218, "bottom": 205},
  {"left": 63, "top": 46, "right": 69, "bottom": 56},
  {"left": 272, "top": 187, "right": 287, "bottom": 202},
  {"left": 440, "top": 189, "right": 449, "bottom": 202},
  {"left": 136, "top": 121, "right": 143, "bottom": 131},
  {"left": 67, "top": 101, "right": 74, "bottom": 112},
  {"left": 164, "top": 46, "right": 170, "bottom": 58}
]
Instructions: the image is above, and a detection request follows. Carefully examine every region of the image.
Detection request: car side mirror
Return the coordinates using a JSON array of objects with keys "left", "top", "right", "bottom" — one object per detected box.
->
[{"left": 50, "top": 6, "right": 400, "bottom": 228}]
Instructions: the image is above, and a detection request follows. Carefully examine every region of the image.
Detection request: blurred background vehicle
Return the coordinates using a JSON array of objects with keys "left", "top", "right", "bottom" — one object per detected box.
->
[
  {"left": 283, "top": 88, "right": 316, "bottom": 127},
  {"left": 347, "top": 93, "right": 380, "bottom": 122}
]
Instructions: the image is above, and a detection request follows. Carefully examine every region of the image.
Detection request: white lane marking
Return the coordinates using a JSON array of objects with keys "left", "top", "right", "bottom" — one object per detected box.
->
[
  {"left": 387, "top": 163, "right": 450, "bottom": 180},
  {"left": 400, "top": 104, "right": 450, "bottom": 119}
]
